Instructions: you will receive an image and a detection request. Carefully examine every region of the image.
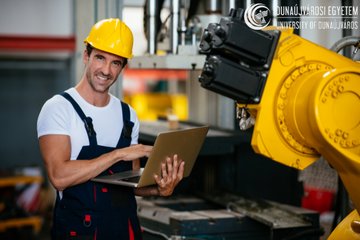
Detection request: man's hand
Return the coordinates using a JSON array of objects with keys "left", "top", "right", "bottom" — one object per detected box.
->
[
  {"left": 118, "top": 144, "right": 153, "bottom": 161},
  {"left": 154, "top": 154, "right": 185, "bottom": 196}
]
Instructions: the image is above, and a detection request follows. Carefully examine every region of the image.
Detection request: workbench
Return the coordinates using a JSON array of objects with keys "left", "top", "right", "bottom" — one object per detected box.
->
[
  {"left": 138, "top": 120, "right": 303, "bottom": 206},
  {"left": 136, "top": 120, "right": 321, "bottom": 239},
  {"left": 136, "top": 196, "right": 321, "bottom": 240},
  {"left": 0, "top": 175, "right": 43, "bottom": 239}
]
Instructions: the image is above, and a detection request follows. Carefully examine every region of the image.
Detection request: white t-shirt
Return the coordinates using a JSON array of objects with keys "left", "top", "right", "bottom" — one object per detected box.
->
[{"left": 37, "top": 88, "right": 140, "bottom": 160}]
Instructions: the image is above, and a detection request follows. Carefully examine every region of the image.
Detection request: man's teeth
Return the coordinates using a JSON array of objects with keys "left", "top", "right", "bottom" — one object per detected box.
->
[{"left": 98, "top": 75, "right": 108, "bottom": 80}]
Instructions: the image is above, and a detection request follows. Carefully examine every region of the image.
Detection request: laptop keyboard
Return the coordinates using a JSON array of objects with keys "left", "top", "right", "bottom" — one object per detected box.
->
[{"left": 119, "top": 176, "right": 141, "bottom": 183}]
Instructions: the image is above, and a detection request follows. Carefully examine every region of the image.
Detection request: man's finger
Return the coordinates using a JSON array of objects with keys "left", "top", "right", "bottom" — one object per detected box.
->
[
  {"left": 167, "top": 157, "right": 173, "bottom": 179},
  {"left": 138, "top": 145, "right": 153, "bottom": 157},
  {"left": 161, "top": 162, "right": 168, "bottom": 181},
  {"left": 177, "top": 161, "right": 185, "bottom": 180},
  {"left": 154, "top": 174, "right": 161, "bottom": 185},
  {"left": 143, "top": 145, "right": 153, "bottom": 152},
  {"left": 172, "top": 154, "right": 179, "bottom": 178}
]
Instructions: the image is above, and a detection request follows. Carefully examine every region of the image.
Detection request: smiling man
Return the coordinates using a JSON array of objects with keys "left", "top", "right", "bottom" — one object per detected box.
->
[{"left": 37, "top": 19, "right": 184, "bottom": 240}]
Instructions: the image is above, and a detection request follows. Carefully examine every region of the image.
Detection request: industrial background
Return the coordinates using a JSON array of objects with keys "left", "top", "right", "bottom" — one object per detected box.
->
[{"left": 0, "top": 0, "right": 359, "bottom": 239}]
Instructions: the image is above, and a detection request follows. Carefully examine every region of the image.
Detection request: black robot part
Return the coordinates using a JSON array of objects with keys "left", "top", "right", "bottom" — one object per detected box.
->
[
  {"left": 199, "top": 55, "right": 265, "bottom": 103},
  {"left": 198, "top": 8, "right": 281, "bottom": 104},
  {"left": 199, "top": 8, "right": 275, "bottom": 65}
]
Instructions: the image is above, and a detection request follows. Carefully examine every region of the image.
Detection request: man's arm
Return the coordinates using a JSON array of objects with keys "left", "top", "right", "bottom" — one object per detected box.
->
[
  {"left": 39, "top": 134, "right": 152, "bottom": 191},
  {"left": 133, "top": 154, "right": 185, "bottom": 197}
]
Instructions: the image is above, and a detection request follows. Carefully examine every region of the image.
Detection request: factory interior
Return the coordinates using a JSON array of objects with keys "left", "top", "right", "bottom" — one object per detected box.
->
[{"left": 1, "top": 0, "right": 360, "bottom": 239}]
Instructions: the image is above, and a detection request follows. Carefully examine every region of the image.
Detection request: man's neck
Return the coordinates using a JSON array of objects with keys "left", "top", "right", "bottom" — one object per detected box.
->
[{"left": 75, "top": 78, "right": 110, "bottom": 107}]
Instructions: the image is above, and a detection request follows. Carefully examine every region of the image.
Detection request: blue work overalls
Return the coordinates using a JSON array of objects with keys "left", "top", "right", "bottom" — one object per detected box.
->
[{"left": 51, "top": 92, "right": 142, "bottom": 240}]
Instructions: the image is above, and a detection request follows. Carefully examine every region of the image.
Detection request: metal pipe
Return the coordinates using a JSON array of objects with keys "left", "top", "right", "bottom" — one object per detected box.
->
[
  {"left": 105, "top": 0, "right": 109, "bottom": 19},
  {"left": 205, "top": 0, "right": 221, "bottom": 14},
  {"left": 147, "top": 0, "right": 157, "bottom": 54},
  {"left": 180, "top": 8, "right": 187, "bottom": 46},
  {"left": 117, "top": 0, "right": 123, "bottom": 22},
  {"left": 330, "top": 36, "right": 360, "bottom": 54},
  {"left": 229, "top": 0, "right": 236, "bottom": 10},
  {"left": 192, "top": 30, "right": 197, "bottom": 46},
  {"left": 170, "top": 0, "right": 180, "bottom": 54},
  {"left": 342, "top": 0, "right": 353, "bottom": 58},
  {"left": 271, "top": 0, "right": 279, "bottom": 27},
  {"left": 94, "top": 0, "right": 98, "bottom": 23},
  {"left": 244, "top": 0, "right": 252, "bottom": 9}
]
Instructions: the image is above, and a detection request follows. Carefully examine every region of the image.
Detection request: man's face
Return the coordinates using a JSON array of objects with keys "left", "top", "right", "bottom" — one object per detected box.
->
[{"left": 83, "top": 48, "right": 125, "bottom": 93}]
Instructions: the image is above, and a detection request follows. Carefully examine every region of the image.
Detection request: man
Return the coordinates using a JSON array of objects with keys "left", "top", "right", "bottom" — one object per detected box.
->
[{"left": 37, "top": 18, "right": 185, "bottom": 240}]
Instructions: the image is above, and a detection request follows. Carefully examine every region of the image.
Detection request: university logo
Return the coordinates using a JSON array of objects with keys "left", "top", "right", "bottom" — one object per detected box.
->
[{"left": 244, "top": 3, "right": 272, "bottom": 30}]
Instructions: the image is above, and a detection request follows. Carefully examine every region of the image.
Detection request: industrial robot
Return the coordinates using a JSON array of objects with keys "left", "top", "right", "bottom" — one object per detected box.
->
[{"left": 198, "top": 8, "right": 360, "bottom": 239}]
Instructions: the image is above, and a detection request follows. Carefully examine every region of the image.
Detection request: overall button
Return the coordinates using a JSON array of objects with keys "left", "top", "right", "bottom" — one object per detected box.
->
[{"left": 61, "top": 205, "right": 67, "bottom": 210}]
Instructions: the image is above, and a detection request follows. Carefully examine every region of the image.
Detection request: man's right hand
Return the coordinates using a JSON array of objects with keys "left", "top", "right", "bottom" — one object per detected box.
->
[{"left": 117, "top": 144, "right": 152, "bottom": 161}]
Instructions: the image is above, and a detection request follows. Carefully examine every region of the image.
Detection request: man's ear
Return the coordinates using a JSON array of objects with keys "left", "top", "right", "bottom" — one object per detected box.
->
[{"left": 83, "top": 50, "right": 88, "bottom": 65}]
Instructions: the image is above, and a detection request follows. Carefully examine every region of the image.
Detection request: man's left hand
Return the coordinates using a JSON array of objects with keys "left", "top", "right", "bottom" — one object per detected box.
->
[{"left": 154, "top": 154, "right": 185, "bottom": 196}]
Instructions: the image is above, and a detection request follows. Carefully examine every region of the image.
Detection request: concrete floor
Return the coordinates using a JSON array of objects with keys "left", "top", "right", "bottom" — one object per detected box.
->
[
  {"left": 35, "top": 221, "right": 333, "bottom": 240},
  {"left": 38, "top": 223, "right": 51, "bottom": 240},
  {"left": 320, "top": 223, "right": 332, "bottom": 240}
]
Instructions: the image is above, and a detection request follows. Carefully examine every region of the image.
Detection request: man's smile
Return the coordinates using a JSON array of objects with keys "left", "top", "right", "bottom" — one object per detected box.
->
[{"left": 96, "top": 74, "right": 111, "bottom": 82}]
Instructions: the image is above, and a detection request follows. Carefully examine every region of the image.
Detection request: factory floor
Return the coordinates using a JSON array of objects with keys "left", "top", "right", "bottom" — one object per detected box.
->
[
  {"left": 38, "top": 222, "right": 51, "bottom": 240},
  {"left": 34, "top": 219, "right": 334, "bottom": 240},
  {"left": 320, "top": 223, "right": 332, "bottom": 240}
]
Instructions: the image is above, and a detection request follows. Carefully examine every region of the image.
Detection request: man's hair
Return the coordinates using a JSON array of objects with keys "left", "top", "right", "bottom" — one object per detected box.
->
[{"left": 86, "top": 44, "right": 128, "bottom": 68}]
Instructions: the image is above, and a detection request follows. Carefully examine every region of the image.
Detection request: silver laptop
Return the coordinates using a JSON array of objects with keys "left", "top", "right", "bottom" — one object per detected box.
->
[{"left": 91, "top": 126, "right": 210, "bottom": 188}]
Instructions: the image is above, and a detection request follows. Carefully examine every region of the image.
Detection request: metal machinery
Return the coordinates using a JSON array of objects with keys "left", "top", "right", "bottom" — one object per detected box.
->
[
  {"left": 129, "top": 0, "right": 330, "bottom": 240},
  {"left": 127, "top": 0, "right": 360, "bottom": 239},
  {"left": 130, "top": 0, "right": 237, "bottom": 128},
  {"left": 129, "top": 0, "right": 344, "bottom": 240},
  {"left": 197, "top": 7, "right": 360, "bottom": 240}
]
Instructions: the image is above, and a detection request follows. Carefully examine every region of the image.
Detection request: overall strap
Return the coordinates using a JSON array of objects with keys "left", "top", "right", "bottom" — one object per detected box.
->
[
  {"left": 116, "top": 101, "right": 134, "bottom": 148},
  {"left": 59, "top": 92, "right": 97, "bottom": 146}
]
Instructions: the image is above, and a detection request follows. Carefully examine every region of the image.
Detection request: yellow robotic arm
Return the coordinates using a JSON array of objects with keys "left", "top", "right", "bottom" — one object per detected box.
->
[
  {"left": 198, "top": 8, "right": 360, "bottom": 239},
  {"left": 245, "top": 27, "right": 360, "bottom": 239}
]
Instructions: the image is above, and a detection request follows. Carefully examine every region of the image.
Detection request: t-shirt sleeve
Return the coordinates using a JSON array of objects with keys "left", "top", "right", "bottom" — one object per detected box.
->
[
  {"left": 129, "top": 106, "right": 140, "bottom": 145},
  {"left": 37, "top": 95, "right": 72, "bottom": 138}
]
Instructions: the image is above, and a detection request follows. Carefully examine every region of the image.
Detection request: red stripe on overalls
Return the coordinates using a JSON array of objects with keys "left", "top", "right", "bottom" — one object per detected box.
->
[
  {"left": 128, "top": 219, "right": 134, "bottom": 240},
  {"left": 94, "top": 185, "right": 96, "bottom": 202}
]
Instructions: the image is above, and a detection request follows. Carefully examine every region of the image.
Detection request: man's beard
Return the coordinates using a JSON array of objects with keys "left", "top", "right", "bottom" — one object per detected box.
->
[{"left": 86, "top": 69, "right": 115, "bottom": 93}]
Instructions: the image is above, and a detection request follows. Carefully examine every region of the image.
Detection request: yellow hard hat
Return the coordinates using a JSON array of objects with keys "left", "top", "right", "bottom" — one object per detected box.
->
[{"left": 84, "top": 18, "right": 134, "bottom": 59}]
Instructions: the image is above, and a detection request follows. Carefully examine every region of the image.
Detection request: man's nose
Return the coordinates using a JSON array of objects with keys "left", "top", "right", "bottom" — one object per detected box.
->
[{"left": 101, "top": 62, "right": 111, "bottom": 76}]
